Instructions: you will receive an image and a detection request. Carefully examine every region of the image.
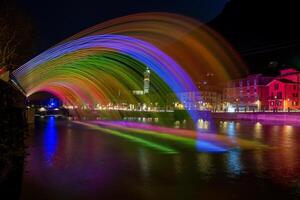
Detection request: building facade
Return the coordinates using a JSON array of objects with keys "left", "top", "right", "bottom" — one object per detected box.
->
[
  {"left": 174, "top": 78, "right": 223, "bottom": 111},
  {"left": 223, "top": 74, "right": 273, "bottom": 112},
  {"left": 268, "top": 69, "right": 300, "bottom": 111},
  {"left": 174, "top": 90, "right": 222, "bottom": 111}
]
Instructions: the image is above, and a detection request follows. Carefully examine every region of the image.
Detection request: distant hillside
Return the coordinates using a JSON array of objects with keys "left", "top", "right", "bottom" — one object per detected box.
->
[{"left": 209, "top": 0, "right": 300, "bottom": 75}]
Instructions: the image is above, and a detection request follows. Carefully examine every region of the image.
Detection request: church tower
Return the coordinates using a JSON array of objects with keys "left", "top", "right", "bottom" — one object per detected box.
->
[{"left": 143, "top": 67, "right": 150, "bottom": 94}]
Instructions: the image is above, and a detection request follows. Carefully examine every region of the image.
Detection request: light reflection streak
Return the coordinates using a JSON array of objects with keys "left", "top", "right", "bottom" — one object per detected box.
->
[
  {"left": 227, "top": 122, "right": 236, "bottom": 137},
  {"left": 226, "top": 150, "right": 242, "bottom": 176},
  {"left": 91, "top": 120, "right": 227, "bottom": 152},
  {"left": 44, "top": 116, "right": 58, "bottom": 166},
  {"left": 254, "top": 122, "right": 262, "bottom": 139},
  {"left": 89, "top": 121, "right": 267, "bottom": 152},
  {"left": 197, "top": 153, "right": 213, "bottom": 176},
  {"left": 197, "top": 119, "right": 210, "bottom": 130},
  {"left": 173, "top": 155, "right": 183, "bottom": 174},
  {"left": 74, "top": 121, "right": 178, "bottom": 154},
  {"left": 138, "top": 148, "right": 150, "bottom": 179}
]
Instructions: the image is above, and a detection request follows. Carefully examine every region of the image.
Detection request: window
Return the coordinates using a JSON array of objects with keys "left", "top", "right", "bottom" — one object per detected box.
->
[
  {"left": 277, "top": 92, "right": 282, "bottom": 99},
  {"left": 294, "top": 85, "right": 297, "bottom": 90},
  {"left": 274, "top": 84, "right": 279, "bottom": 90}
]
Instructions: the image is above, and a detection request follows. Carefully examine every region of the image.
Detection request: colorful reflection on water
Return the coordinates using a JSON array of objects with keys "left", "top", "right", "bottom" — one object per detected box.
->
[
  {"left": 21, "top": 118, "right": 300, "bottom": 199},
  {"left": 44, "top": 116, "right": 58, "bottom": 166}
]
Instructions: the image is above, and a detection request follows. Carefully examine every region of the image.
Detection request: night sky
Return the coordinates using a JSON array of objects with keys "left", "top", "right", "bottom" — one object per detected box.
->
[
  {"left": 15, "top": 0, "right": 229, "bottom": 51},
  {"left": 14, "top": 0, "right": 300, "bottom": 74},
  {"left": 209, "top": 0, "right": 300, "bottom": 74}
]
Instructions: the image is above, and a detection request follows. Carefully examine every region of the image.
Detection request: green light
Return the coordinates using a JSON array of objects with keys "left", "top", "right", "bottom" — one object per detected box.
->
[{"left": 75, "top": 121, "right": 178, "bottom": 154}]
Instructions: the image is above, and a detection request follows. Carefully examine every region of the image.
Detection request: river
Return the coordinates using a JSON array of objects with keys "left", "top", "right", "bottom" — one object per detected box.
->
[{"left": 20, "top": 117, "right": 300, "bottom": 200}]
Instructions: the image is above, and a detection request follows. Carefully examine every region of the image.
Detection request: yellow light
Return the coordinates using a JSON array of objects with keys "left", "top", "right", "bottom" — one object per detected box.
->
[{"left": 39, "top": 107, "right": 46, "bottom": 112}]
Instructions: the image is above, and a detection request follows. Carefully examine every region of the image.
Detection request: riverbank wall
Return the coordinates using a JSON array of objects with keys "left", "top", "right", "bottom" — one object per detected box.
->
[
  {"left": 67, "top": 109, "right": 300, "bottom": 123},
  {"left": 211, "top": 112, "right": 300, "bottom": 123}
]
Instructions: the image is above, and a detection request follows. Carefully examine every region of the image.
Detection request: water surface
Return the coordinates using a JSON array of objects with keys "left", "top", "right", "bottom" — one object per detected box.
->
[{"left": 21, "top": 117, "right": 300, "bottom": 199}]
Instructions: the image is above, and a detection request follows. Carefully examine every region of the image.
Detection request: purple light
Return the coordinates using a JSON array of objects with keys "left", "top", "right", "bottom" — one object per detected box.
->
[{"left": 13, "top": 34, "right": 214, "bottom": 132}]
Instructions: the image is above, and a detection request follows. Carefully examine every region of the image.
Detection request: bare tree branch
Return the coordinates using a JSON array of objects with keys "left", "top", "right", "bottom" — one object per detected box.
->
[{"left": 0, "top": 0, "right": 35, "bottom": 72}]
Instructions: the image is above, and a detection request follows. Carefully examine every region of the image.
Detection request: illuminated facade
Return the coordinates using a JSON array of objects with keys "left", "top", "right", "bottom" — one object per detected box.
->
[
  {"left": 174, "top": 90, "right": 222, "bottom": 111},
  {"left": 268, "top": 69, "right": 300, "bottom": 111},
  {"left": 223, "top": 74, "right": 273, "bottom": 112},
  {"left": 173, "top": 75, "right": 223, "bottom": 111}
]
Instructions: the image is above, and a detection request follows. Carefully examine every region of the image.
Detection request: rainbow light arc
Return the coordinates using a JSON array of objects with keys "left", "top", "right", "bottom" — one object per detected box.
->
[{"left": 12, "top": 13, "right": 247, "bottom": 151}]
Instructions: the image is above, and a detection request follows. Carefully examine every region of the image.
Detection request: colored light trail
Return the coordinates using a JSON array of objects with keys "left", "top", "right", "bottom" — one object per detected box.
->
[
  {"left": 87, "top": 121, "right": 268, "bottom": 152},
  {"left": 12, "top": 12, "right": 244, "bottom": 113},
  {"left": 75, "top": 121, "right": 177, "bottom": 154},
  {"left": 12, "top": 13, "right": 247, "bottom": 151},
  {"left": 62, "top": 12, "right": 246, "bottom": 82}
]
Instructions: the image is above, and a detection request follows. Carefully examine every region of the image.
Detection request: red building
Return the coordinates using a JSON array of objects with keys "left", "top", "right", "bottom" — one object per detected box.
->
[
  {"left": 268, "top": 69, "right": 300, "bottom": 111},
  {"left": 223, "top": 74, "right": 273, "bottom": 111}
]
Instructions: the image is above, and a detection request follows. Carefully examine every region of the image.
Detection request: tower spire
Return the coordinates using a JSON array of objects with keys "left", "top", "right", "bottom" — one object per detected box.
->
[{"left": 144, "top": 67, "right": 150, "bottom": 94}]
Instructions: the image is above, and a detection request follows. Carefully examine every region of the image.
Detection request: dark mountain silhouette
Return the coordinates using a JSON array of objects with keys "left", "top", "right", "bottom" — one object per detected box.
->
[{"left": 209, "top": 0, "right": 300, "bottom": 75}]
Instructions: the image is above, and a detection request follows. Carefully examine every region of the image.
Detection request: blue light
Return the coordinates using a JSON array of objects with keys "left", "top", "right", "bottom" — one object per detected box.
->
[
  {"left": 227, "top": 150, "right": 242, "bottom": 176},
  {"left": 196, "top": 140, "right": 227, "bottom": 152},
  {"left": 48, "top": 98, "right": 59, "bottom": 109},
  {"left": 44, "top": 116, "right": 58, "bottom": 166}
]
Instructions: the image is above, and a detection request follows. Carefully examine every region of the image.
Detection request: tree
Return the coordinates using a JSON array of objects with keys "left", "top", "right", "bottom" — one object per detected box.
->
[{"left": 0, "top": 0, "right": 34, "bottom": 72}]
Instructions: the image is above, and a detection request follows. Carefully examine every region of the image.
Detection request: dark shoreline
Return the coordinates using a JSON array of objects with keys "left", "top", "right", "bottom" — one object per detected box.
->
[{"left": 0, "top": 80, "right": 26, "bottom": 199}]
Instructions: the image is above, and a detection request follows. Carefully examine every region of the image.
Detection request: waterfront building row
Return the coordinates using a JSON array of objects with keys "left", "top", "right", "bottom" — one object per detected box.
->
[
  {"left": 175, "top": 68, "right": 300, "bottom": 112},
  {"left": 223, "top": 68, "right": 300, "bottom": 112}
]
